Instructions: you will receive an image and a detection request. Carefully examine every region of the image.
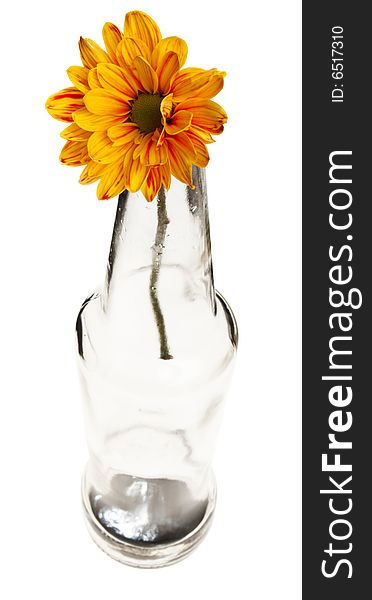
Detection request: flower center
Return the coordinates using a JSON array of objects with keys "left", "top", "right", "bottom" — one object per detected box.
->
[{"left": 130, "top": 93, "right": 163, "bottom": 134}]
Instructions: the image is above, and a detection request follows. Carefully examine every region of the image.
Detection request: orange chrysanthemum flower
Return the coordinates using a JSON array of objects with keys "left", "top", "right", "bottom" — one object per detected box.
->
[{"left": 45, "top": 11, "right": 227, "bottom": 201}]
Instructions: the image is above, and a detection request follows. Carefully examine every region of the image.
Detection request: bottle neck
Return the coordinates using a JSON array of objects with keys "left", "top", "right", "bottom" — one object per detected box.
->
[{"left": 102, "top": 167, "right": 216, "bottom": 315}]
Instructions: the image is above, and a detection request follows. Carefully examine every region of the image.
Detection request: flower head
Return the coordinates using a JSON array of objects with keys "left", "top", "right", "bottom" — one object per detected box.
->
[{"left": 46, "top": 11, "right": 227, "bottom": 201}]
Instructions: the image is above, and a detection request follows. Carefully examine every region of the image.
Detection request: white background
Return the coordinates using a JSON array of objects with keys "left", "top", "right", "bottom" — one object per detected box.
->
[{"left": 0, "top": 1, "right": 301, "bottom": 597}]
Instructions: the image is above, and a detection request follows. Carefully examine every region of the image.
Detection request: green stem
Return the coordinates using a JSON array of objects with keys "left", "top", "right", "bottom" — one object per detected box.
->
[{"left": 150, "top": 186, "right": 173, "bottom": 360}]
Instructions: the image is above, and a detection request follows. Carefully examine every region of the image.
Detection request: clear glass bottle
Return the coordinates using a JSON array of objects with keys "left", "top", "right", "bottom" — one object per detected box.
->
[{"left": 77, "top": 167, "right": 238, "bottom": 568}]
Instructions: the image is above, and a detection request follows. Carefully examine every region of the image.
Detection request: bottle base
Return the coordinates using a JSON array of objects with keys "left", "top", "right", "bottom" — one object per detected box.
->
[{"left": 81, "top": 475, "right": 217, "bottom": 569}]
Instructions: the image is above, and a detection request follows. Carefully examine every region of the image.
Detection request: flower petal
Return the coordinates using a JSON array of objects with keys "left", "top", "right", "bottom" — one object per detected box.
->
[
  {"left": 60, "top": 140, "right": 89, "bottom": 166},
  {"left": 159, "top": 162, "right": 171, "bottom": 189},
  {"left": 133, "top": 133, "right": 153, "bottom": 160},
  {"left": 108, "top": 123, "right": 140, "bottom": 145},
  {"left": 80, "top": 161, "right": 106, "bottom": 184},
  {"left": 176, "top": 98, "right": 227, "bottom": 134},
  {"left": 88, "top": 67, "right": 101, "bottom": 89},
  {"left": 84, "top": 89, "right": 131, "bottom": 116},
  {"left": 166, "top": 133, "right": 195, "bottom": 186},
  {"left": 167, "top": 131, "right": 196, "bottom": 159},
  {"left": 97, "top": 63, "right": 137, "bottom": 97},
  {"left": 67, "top": 66, "right": 90, "bottom": 93},
  {"left": 73, "top": 108, "right": 123, "bottom": 132},
  {"left": 87, "top": 131, "right": 125, "bottom": 164},
  {"left": 141, "top": 163, "right": 172, "bottom": 201},
  {"left": 134, "top": 130, "right": 168, "bottom": 166},
  {"left": 152, "top": 36, "right": 188, "bottom": 70},
  {"left": 124, "top": 11, "right": 161, "bottom": 53},
  {"left": 116, "top": 37, "right": 151, "bottom": 67},
  {"left": 195, "top": 71, "right": 226, "bottom": 99},
  {"left": 102, "top": 22, "right": 123, "bottom": 63},
  {"left": 45, "top": 88, "right": 84, "bottom": 122},
  {"left": 117, "top": 63, "right": 143, "bottom": 94},
  {"left": 164, "top": 110, "right": 192, "bottom": 135},
  {"left": 146, "top": 135, "right": 168, "bottom": 165},
  {"left": 189, "top": 124, "right": 215, "bottom": 143},
  {"left": 141, "top": 167, "right": 162, "bottom": 201},
  {"left": 187, "top": 131, "right": 210, "bottom": 167},
  {"left": 160, "top": 94, "right": 173, "bottom": 119},
  {"left": 171, "top": 68, "right": 226, "bottom": 102},
  {"left": 127, "top": 159, "right": 150, "bottom": 192},
  {"left": 96, "top": 161, "right": 126, "bottom": 200},
  {"left": 132, "top": 56, "right": 158, "bottom": 93},
  {"left": 79, "top": 37, "right": 109, "bottom": 69},
  {"left": 123, "top": 146, "right": 150, "bottom": 192},
  {"left": 60, "top": 122, "right": 91, "bottom": 141},
  {"left": 157, "top": 127, "right": 166, "bottom": 146},
  {"left": 156, "top": 51, "right": 179, "bottom": 95}
]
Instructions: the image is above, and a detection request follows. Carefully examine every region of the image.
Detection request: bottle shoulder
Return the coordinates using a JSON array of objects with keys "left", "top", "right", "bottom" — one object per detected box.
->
[{"left": 76, "top": 286, "right": 237, "bottom": 388}]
